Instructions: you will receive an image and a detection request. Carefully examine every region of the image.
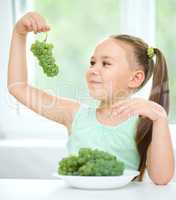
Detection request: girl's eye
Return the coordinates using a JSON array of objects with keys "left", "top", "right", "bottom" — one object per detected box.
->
[
  {"left": 90, "top": 61, "right": 95, "bottom": 66},
  {"left": 102, "top": 61, "right": 111, "bottom": 67},
  {"left": 89, "top": 61, "right": 111, "bottom": 67}
]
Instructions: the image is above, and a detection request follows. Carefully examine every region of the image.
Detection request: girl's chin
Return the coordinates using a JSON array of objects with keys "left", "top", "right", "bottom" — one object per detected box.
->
[{"left": 88, "top": 89, "right": 107, "bottom": 101}]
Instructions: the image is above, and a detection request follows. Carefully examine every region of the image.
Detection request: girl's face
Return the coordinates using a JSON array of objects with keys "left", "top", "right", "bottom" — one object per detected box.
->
[{"left": 85, "top": 38, "right": 138, "bottom": 103}]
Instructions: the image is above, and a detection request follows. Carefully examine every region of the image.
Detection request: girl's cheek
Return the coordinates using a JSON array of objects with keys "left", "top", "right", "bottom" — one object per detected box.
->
[
  {"left": 85, "top": 70, "right": 90, "bottom": 79},
  {"left": 85, "top": 69, "right": 92, "bottom": 78}
]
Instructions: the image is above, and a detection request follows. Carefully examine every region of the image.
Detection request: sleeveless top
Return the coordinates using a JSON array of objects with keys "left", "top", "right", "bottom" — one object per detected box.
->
[{"left": 66, "top": 103, "right": 140, "bottom": 170}]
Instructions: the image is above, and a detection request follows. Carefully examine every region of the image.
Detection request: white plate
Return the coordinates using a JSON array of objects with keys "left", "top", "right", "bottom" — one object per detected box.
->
[{"left": 53, "top": 169, "right": 140, "bottom": 190}]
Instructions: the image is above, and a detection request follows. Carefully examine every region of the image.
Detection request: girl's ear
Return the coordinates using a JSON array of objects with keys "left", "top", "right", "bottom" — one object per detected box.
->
[{"left": 128, "top": 70, "right": 145, "bottom": 89}]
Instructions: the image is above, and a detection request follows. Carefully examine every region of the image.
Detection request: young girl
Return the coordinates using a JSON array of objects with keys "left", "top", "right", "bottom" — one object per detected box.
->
[{"left": 7, "top": 12, "right": 175, "bottom": 184}]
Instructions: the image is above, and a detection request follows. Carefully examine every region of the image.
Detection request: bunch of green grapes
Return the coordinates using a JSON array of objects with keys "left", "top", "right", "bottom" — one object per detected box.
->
[
  {"left": 58, "top": 148, "right": 125, "bottom": 176},
  {"left": 79, "top": 159, "right": 125, "bottom": 176},
  {"left": 30, "top": 39, "right": 59, "bottom": 77}
]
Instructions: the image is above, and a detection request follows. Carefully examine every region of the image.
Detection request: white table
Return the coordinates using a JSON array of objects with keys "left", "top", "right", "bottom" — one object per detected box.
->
[{"left": 0, "top": 179, "right": 176, "bottom": 200}]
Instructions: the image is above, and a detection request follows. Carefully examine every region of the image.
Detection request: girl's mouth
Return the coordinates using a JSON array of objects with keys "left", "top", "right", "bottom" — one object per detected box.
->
[
  {"left": 89, "top": 81, "right": 103, "bottom": 90},
  {"left": 89, "top": 81, "right": 103, "bottom": 87},
  {"left": 89, "top": 80, "right": 102, "bottom": 84}
]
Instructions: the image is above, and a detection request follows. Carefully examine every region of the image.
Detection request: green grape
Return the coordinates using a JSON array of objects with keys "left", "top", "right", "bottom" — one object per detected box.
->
[
  {"left": 30, "top": 38, "right": 59, "bottom": 77},
  {"left": 58, "top": 148, "right": 125, "bottom": 176},
  {"left": 58, "top": 155, "right": 81, "bottom": 175}
]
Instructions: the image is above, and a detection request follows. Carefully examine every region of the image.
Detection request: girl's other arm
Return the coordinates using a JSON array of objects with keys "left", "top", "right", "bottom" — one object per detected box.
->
[{"left": 146, "top": 117, "right": 175, "bottom": 185}]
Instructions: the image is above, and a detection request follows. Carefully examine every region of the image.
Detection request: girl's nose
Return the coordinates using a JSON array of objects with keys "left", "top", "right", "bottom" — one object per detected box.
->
[
  {"left": 90, "top": 65, "right": 101, "bottom": 75},
  {"left": 92, "top": 70, "right": 99, "bottom": 75}
]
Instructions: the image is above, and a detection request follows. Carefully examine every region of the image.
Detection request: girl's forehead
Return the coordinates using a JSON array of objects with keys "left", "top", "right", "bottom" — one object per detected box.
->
[{"left": 92, "top": 38, "right": 128, "bottom": 59}]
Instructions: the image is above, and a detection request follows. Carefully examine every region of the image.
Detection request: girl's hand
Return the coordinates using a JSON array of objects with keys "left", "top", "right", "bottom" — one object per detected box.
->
[
  {"left": 14, "top": 12, "right": 50, "bottom": 36},
  {"left": 111, "top": 97, "right": 168, "bottom": 122}
]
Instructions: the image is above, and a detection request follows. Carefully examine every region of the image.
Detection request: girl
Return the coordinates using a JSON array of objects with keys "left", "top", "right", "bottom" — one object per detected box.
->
[{"left": 7, "top": 12, "right": 175, "bottom": 184}]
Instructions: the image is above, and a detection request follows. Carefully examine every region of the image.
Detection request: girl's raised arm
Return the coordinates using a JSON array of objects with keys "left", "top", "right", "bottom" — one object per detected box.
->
[{"left": 7, "top": 12, "right": 80, "bottom": 134}]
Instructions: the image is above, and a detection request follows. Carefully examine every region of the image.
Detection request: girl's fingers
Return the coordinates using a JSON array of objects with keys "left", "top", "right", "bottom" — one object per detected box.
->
[
  {"left": 112, "top": 101, "right": 134, "bottom": 114},
  {"left": 30, "top": 14, "right": 44, "bottom": 33},
  {"left": 29, "top": 17, "right": 38, "bottom": 33},
  {"left": 32, "top": 13, "right": 44, "bottom": 32},
  {"left": 40, "top": 24, "right": 50, "bottom": 32},
  {"left": 116, "top": 106, "right": 138, "bottom": 119},
  {"left": 38, "top": 16, "right": 49, "bottom": 31},
  {"left": 114, "top": 105, "right": 130, "bottom": 116},
  {"left": 111, "top": 100, "right": 126, "bottom": 107},
  {"left": 111, "top": 98, "right": 143, "bottom": 114},
  {"left": 113, "top": 109, "right": 131, "bottom": 122},
  {"left": 30, "top": 13, "right": 39, "bottom": 30},
  {"left": 116, "top": 103, "right": 141, "bottom": 118},
  {"left": 22, "top": 19, "right": 30, "bottom": 30},
  {"left": 111, "top": 103, "right": 127, "bottom": 115},
  {"left": 15, "top": 12, "right": 50, "bottom": 35},
  {"left": 111, "top": 99, "right": 131, "bottom": 109},
  {"left": 22, "top": 17, "right": 33, "bottom": 32},
  {"left": 33, "top": 13, "right": 50, "bottom": 32},
  {"left": 35, "top": 20, "right": 43, "bottom": 32}
]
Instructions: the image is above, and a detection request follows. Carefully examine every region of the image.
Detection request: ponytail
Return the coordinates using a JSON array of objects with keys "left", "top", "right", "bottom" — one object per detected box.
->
[
  {"left": 149, "top": 48, "right": 169, "bottom": 113},
  {"left": 134, "top": 48, "right": 170, "bottom": 181}
]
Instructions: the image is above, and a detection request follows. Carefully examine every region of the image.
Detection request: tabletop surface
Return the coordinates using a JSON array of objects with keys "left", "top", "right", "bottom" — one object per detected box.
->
[{"left": 0, "top": 179, "right": 176, "bottom": 200}]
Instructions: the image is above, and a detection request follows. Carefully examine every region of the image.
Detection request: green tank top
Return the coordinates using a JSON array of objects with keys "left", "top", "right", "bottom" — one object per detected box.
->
[{"left": 66, "top": 103, "right": 140, "bottom": 170}]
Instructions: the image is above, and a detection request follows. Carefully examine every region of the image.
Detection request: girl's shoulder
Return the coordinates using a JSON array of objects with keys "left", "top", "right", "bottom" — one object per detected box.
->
[
  {"left": 73, "top": 103, "right": 91, "bottom": 118},
  {"left": 68, "top": 103, "right": 94, "bottom": 134}
]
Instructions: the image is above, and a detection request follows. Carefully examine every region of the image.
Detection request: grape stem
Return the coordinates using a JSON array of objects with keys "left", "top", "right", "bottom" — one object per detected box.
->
[{"left": 44, "top": 32, "right": 48, "bottom": 42}]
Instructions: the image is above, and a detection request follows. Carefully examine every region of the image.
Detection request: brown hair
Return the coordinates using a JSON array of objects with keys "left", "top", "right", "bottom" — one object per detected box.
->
[{"left": 109, "top": 34, "right": 170, "bottom": 181}]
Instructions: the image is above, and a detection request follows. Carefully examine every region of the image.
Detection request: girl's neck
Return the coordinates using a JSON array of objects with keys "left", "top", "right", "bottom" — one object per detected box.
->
[{"left": 98, "top": 94, "right": 132, "bottom": 113}]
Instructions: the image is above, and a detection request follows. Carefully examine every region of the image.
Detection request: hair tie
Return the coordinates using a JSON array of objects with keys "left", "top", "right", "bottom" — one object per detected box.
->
[{"left": 147, "top": 47, "right": 155, "bottom": 59}]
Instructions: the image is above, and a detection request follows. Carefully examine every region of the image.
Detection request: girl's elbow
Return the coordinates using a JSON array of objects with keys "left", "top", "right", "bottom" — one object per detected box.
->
[
  {"left": 153, "top": 180, "right": 170, "bottom": 185},
  {"left": 148, "top": 165, "right": 175, "bottom": 185},
  {"left": 152, "top": 174, "right": 174, "bottom": 185}
]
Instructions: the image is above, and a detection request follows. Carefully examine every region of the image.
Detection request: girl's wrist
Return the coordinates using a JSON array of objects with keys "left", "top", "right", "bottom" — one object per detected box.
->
[
  {"left": 152, "top": 107, "right": 168, "bottom": 123},
  {"left": 13, "top": 25, "right": 28, "bottom": 39},
  {"left": 153, "top": 115, "right": 168, "bottom": 124}
]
